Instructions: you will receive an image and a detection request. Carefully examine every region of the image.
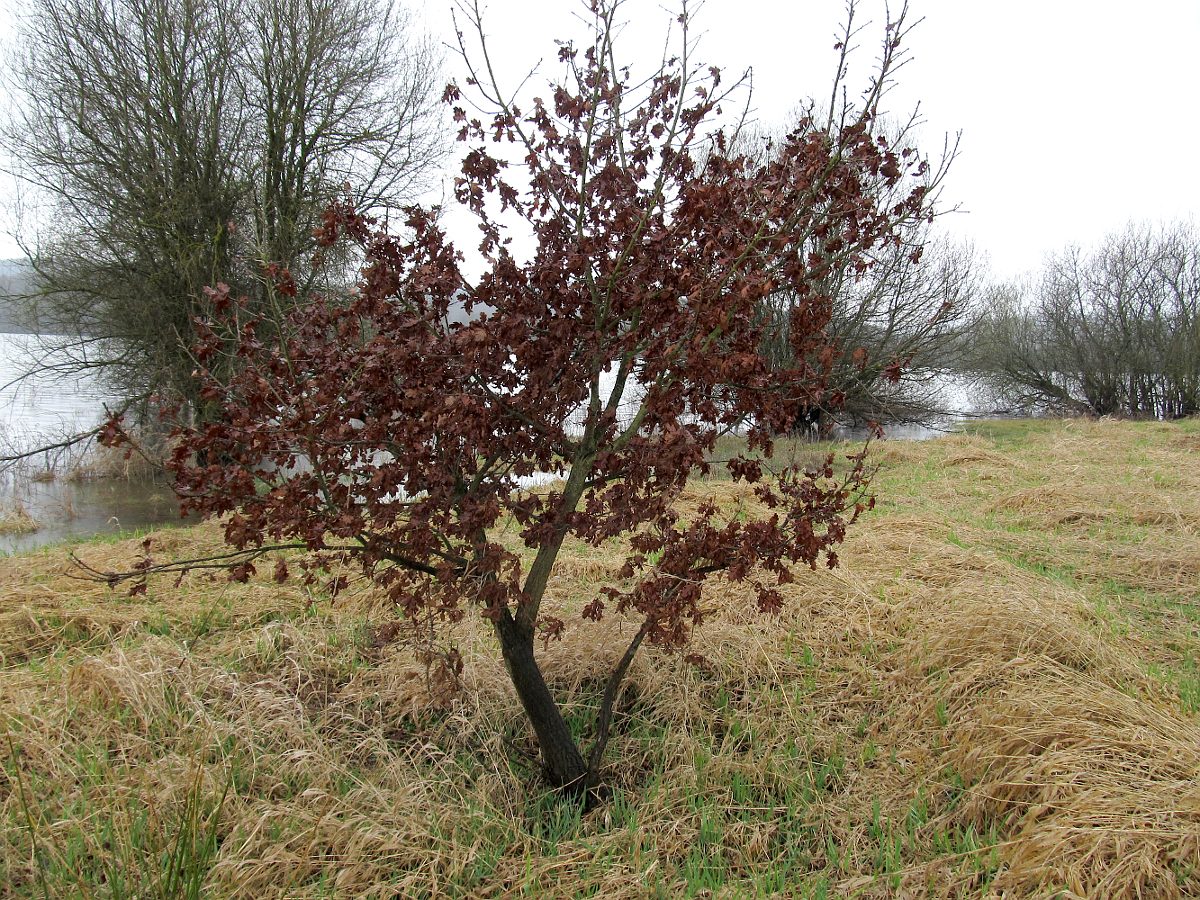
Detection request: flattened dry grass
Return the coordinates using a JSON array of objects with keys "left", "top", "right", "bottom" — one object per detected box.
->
[
  {"left": 0, "top": 501, "right": 39, "bottom": 536},
  {"left": 2, "top": 417, "right": 1199, "bottom": 897}
]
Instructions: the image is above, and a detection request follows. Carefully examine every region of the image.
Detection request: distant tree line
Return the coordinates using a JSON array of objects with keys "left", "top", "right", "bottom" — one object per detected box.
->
[
  {"left": 758, "top": 217, "right": 1200, "bottom": 429},
  {"left": 2, "top": 0, "right": 1195, "bottom": 445},
  {"left": 972, "top": 221, "right": 1200, "bottom": 420}
]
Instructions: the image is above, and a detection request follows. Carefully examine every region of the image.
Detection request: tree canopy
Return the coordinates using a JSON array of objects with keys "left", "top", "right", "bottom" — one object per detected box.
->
[
  {"left": 2, "top": 0, "right": 444, "bottom": 421},
  {"left": 100, "top": 0, "right": 938, "bottom": 792}
]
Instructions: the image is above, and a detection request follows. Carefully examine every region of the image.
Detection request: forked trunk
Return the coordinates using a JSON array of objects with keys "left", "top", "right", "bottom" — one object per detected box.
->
[{"left": 494, "top": 616, "right": 587, "bottom": 790}]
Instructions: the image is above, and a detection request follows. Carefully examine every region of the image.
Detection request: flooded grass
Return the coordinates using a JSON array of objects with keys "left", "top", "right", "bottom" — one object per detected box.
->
[
  {"left": 0, "top": 500, "right": 38, "bottom": 535},
  {"left": 1, "top": 418, "right": 1198, "bottom": 897},
  {"left": 0, "top": 476, "right": 186, "bottom": 555}
]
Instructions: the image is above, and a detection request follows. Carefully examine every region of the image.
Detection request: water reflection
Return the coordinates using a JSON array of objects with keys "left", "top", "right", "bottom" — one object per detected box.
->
[
  {"left": 832, "top": 420, "right": 959, "bottom": 443},
  {"left": 0, "top": 478, "right": 188, "bottom": 556},
  {"left": 1, "top": 331, "right": 189, "bottom": 554},
  {"left": 0, "top": 333, "right": 106, "bottom": 436}
]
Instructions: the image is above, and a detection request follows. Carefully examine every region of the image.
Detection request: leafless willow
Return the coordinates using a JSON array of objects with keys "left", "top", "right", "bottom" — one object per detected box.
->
[
  {"left": 973, "top": 221, "right": 1200, "bottom": 419},
  {"left": 751, "top": 98, "right": 972, "bottom": 430},
  {"left": 1, "top": 0, "right": 445, "bottom": 425}
]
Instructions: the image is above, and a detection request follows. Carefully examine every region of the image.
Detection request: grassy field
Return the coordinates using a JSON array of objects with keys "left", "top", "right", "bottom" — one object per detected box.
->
[{"left": 2, "top": 418, "right": 1198, "bottom": 898}]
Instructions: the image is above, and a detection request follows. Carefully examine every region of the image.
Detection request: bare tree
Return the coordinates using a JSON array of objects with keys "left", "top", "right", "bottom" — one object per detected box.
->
[
  {"left": 973, "top": 221, "right": 1200, "bottom": 419},
  {"left": 241, "top": 0, "right": 444, "bottom": 288},
  {"left": 4, "top": 0, "right": 246, "bottom": 414},
  {"left": 1, "top": 0, "right": 445, "bottom": 430},
  {"left": 759, "top": 231, "right": 981, "bottom": 429},
  {"left": 752, "top": 100, "right": 969, "bottom": 431},
  {"left": 967, "top": 279, "right": 1084, "bottom": 415}
]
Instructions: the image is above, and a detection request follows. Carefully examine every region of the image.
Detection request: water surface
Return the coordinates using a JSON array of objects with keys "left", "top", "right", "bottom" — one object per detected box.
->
[
  {"left": 1, "top": 332, "right": 188, "bottom": 554},
  {"left": 0, "top": 477, "right": 187, "bottom": 555}
]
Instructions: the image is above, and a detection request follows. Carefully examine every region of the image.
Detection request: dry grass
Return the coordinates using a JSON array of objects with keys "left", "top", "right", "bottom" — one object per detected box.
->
[
  {"left": 2, "top": 418, "right": 1199, "bottom": 897},
  {"left": 0, "top": 501, "right": 39, "bottom": 535}
]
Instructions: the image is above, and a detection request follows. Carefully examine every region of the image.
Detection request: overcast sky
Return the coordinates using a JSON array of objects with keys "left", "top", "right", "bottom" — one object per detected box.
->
[
  {"left": 2, "top": 0, "right": 1198, "bottom": 281},
  {"left": 419, "top": 0, "right": 1200, "bottom": 280}
]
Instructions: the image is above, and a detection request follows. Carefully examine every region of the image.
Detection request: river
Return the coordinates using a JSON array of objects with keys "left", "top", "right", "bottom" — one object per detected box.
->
[{"left": 0, "top": 332, "right": 187, "bottom": 554}]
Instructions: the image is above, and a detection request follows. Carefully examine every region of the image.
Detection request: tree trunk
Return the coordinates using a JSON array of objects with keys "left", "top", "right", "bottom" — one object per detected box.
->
[{"left": 494, "top": 615, "right": 587, "bottom": 790}]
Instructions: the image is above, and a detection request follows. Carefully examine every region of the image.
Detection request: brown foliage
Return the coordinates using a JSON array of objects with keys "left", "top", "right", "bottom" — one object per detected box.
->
[{"left": 101, "top": 0, "right": 935, "bottom": 790}]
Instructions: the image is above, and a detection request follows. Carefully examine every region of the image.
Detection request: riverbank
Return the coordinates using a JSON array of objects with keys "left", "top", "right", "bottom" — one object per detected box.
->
[
  {"left": 0, "top": 473, "right": 183, "bottom": 555},
  {"left": 2, "top": 418, "right": 1198, "bottom": 897}
]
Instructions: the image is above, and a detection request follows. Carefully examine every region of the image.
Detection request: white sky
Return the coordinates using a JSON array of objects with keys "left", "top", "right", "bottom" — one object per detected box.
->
[{"left": 2, "top": 0, "right": 1198, "bottom": 281}]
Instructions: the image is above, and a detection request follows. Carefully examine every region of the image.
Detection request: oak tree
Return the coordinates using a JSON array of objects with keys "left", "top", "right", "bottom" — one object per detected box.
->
[{"left": 102, "top": 0, "right": 935, "bottom": 792}]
